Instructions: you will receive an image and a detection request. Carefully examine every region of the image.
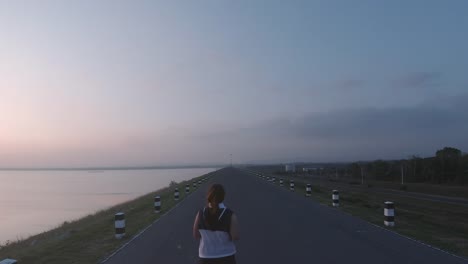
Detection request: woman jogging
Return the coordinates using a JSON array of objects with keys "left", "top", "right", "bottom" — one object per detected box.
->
[{"left": 193, "top": 184, "right": 240, "bottom": 264}]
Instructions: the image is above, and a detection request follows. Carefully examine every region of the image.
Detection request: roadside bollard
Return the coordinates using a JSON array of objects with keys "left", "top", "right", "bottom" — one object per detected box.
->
[
  {"left": 290, "top": 180, "right": 295, "bottom": 192},
  {"left": 384, "top": 201, "right": 395, "bottom": 227},
  {"left": 272, "top": 177, "right": 276, "bottom": 183},
  {"left": 280, "top": 179, "right": 284, "bottom": 186},
  {"left": 185, "top": 184, "right": 190, "bottom": 193},
  {"left": 174, "top": 188, "right": 180, "bottom": 201},
  {"left": 198, "top": 180, "right": 202, "bottom": 185},
  {"left": 115, "top": 212, "right": 125, "bottom": 239},
  {"left": 154, "top": 196, "right": 161, "bottom": 213},
  {"left": 0, "top": 259, "right": 17, "bottom": 264},
  {"left": 193, "top": 181, "right": 197, "bottom": 189},
  {"left": 332, "top": 190, "right": 339, "bottom": 207},
  {"left": 306, "top": 184, "right": 311, "bottom": 197}
]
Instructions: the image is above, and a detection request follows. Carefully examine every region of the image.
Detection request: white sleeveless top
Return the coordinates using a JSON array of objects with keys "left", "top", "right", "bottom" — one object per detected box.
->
[{"left": 198, "top": 203, "right": 236, "bottom": 258}]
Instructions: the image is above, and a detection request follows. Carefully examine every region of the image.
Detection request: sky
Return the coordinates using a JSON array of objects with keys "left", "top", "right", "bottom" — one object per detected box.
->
[{"left": 0, "top": 1, "right": 467, "bottom": 167}]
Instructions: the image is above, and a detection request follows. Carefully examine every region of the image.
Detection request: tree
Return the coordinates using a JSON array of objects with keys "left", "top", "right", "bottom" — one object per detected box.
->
[
  {"left": 435, "top": 147, "right": 462, "bottom": 183},
  {"left": 368, "top": 160, "right": 390, "bottom": 181},
  {"left": 350, "top": 163, "right": 361, "bottom": 180},
  {"left": 408, "top": 155, "right": 424, "bottom": 182}
]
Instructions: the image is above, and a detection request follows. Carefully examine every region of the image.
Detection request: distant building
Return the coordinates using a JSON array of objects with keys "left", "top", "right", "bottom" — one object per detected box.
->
[
  {"left": 285, "top": 164, "right": 296, "bottom": 172},
  {"left": 302, "top": 167, "right": 323, "bottom": 173}
]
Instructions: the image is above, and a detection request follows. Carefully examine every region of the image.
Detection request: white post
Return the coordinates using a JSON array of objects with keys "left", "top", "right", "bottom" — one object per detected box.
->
[
  {"left": 193, "top": 181, "right": 197, "bottom": 189},
  {"left": 332, "top": 190, "right": 339, "bottom": 207},
  {"left": 185, "top": 184, "right": 190, "bottom": 194},
  {"left": 115, "top": 212, "right": 125, "bottom": 239},
  {"left": 290, "top": 180, "right": 295, "bottom": 192},
  {"left": 280, "top": 179, "right": 284, "bottom": 186},
  {"left": 154, "top": 196, "right": 161, "bottom": 213},
  {"left": 306, "top": 184, "right": 311, "bottom": 197},
  {"left": 384, "top": 201, "right": 395, "bottom": 227},
  {"left": 174, "top": 188, "right": 180, "bottom": 201}
]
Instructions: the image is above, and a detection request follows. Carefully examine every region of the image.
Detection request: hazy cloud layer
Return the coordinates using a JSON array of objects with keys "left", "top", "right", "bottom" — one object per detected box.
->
[
  {"left": 193, "top": 94, "right": 468, "bottom": 163},
  {"left": 1, "top": 1, "right": 468, "bottom": 166},
  {"left": 393, "top": 72, "right": 441, "bottom": 89}
]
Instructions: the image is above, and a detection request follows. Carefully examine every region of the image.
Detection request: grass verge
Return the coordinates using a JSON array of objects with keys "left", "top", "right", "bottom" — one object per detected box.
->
[
  {"left": 0, "top": 170, "right": 218, "bottom": 264},
  {"left": 249, "top": 170, "right": 468, "bottom": 258}
]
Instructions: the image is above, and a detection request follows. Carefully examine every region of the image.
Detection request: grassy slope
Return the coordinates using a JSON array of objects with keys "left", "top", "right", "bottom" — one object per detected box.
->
[
  {"left": 0, "top": 171, "right": 217, "bottom": 264},
  {"left": 250, "top": 171, "right": 468, "bottom": 258}
]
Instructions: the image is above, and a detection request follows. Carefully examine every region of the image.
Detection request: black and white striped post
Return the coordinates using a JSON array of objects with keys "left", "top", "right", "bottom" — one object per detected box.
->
[
  {"left": 185, "top": 184, "right": 190, "bottom": 193},
  {"left": 198, "top": 179, "right": 202, "bottom": 185},
  {"left": 193, "top": 181, "right": 197, "bottom": 189},
  {"left": 306, "top": 184, "right": 311, "bottom": 197},
  {"left": 154, "top": 196, "right": 161, "bottom": 213},
  {"left": 384, "top": 201, "right": 395, "bottom": 227},
  {"left": 115, "top": 212, "right": 125, "bottom": 239},
  {"left": 174, "top": 188, "right": 180, "bottom": 201},
  {"left": 0, "top": 259, "right": 18, "bottom": 264},
  {"left": 332, "top": 190, "right": 339, "bottom": 207},
  {"left": 272, "top": 177, "right": 276, "bottom": 183},
  {"left": 280, "top": 179, "right": 284, "bottom": 186},
  {"left": 290, "top": 180, "right": 295, "bottom": 192}
]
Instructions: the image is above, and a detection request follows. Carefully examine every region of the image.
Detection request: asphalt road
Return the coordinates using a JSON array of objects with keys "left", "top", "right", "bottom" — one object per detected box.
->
[{"left": 104, "top": 167, "right": 467, "bottom": 264}]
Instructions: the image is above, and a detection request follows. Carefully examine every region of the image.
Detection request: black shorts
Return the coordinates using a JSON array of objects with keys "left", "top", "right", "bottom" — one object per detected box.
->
[{"left": 198, "top": 254, "right": 236, "bottom": 264}]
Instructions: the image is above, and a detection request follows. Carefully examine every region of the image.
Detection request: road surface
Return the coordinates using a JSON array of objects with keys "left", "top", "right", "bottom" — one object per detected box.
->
[{"left": 103, "top": 167, "right": 467, "bottom": 264}]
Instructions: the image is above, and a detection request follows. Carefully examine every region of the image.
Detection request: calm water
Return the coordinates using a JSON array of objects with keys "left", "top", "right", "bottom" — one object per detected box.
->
[{"left": 0, "top": 168, "right": 215, "bottom": 244}]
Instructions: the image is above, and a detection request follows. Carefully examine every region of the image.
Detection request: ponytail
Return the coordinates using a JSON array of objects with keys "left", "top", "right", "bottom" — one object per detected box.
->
[{"left": 204, "top": 184, "right": 225, "bottom": 230}]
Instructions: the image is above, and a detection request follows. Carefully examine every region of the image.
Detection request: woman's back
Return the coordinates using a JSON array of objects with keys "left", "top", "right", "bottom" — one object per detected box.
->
[
  {"left": 197, "top": 204, "right": 236, "bottom": 258},
  {"left": 193, "top": 184, "right": 239, "bottom": 264}
]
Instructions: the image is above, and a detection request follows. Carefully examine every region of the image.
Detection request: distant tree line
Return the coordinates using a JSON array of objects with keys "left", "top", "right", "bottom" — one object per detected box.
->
[{"left": 348, "top": 147, "right": 468, "bottom": 185}]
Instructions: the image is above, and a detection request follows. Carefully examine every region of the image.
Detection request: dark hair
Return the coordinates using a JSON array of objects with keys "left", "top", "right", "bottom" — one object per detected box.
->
[
  {"left": 206, "top": 184, "right": 225, "bottom": 214},
  {"left": 204, "top": 184, "right": 225, "bottom": 230}
]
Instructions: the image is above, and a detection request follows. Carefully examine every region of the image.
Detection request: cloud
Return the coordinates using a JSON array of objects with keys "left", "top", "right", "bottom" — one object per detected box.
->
[
  {"left": 193, "top": 93, "right": 468, "bottom": 162},
  {"left": 393, "top": 72, "right": 441, "bottom": 89},
  {"left": 334, "top": 79, "right": 366, "bottom": 90}
]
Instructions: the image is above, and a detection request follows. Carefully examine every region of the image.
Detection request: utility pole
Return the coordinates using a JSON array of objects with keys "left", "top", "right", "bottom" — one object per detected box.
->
[
  {"left": 360, "top": 165, "right": 364, "bottom": 185},
  {"left": 401, "top": 164, "right": 404, "bottom": 185}
]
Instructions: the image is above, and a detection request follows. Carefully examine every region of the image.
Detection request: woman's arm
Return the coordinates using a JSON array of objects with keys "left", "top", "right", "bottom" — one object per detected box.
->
[
  {"left": 230, "top": 213, "right": 240, "bottom": 241},
  {"left": 193, "top": 212, "right": 201, "bottom": 240}
]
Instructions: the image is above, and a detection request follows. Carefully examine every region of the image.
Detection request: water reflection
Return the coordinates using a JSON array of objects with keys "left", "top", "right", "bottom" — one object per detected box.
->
[{"left": 0, "top": 168, "right": 215, "bottom": 243}]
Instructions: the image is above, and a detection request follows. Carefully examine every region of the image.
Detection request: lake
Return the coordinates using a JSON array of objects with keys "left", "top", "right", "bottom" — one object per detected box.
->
[{"left": 0, "top": 167, "right": 216, "bottom": 244}]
